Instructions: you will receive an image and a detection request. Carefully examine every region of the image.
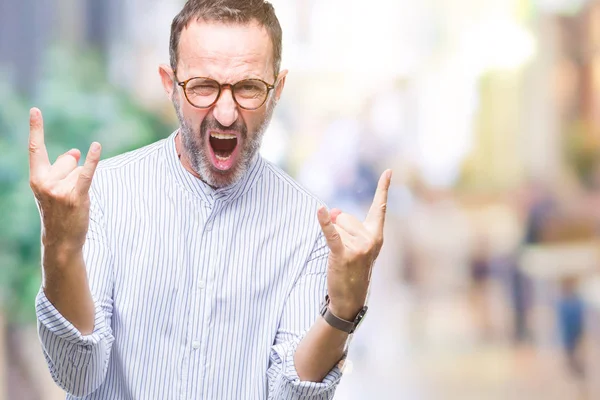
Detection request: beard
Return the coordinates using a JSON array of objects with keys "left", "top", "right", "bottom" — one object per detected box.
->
[{"left": 173, "top": 95, "right": 276, "bottom": 188}]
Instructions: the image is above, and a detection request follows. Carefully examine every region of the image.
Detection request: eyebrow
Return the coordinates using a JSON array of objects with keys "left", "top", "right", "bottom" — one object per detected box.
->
[{"left": 190, "top": 75, "right": 267, "bottom": 84}]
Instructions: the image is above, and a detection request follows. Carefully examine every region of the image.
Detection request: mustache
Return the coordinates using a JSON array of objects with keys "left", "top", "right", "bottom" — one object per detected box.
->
[{"left": 201, "top": 115, "right": 248, "bottom": 139}]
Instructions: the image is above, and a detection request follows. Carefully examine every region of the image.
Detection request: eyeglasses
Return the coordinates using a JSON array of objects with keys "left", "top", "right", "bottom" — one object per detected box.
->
[{"left": 176, "top": 75, "right": 277, "bottom": 110}]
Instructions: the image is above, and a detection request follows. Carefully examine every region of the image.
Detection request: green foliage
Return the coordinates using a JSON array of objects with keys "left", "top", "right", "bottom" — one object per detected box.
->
[
  {"left": 0, "top": 47, "right": 173, "bottom": 323},
  {"left": 564, "top": 119, "right": 600, "bottom": 188}
]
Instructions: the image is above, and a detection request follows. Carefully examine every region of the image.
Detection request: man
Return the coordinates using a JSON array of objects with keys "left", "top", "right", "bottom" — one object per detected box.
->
[{"left": 30, "top": 1, "right": 391, "bottom": 398}]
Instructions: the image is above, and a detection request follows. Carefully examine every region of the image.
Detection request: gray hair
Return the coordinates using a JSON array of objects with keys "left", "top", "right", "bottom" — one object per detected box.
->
[{"left": 169, "top": 0, "right": 283, "bottom": 77}]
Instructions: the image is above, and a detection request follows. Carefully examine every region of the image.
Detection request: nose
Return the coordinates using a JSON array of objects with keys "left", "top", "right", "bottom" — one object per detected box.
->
[{"left": 212, "top": 86, "right": 239, "bottom": 128}]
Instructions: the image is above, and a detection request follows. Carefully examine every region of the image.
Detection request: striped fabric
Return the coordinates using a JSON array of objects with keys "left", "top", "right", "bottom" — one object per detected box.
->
[{"left": 36, "top": 131, "right": 343, "bottom": 399}]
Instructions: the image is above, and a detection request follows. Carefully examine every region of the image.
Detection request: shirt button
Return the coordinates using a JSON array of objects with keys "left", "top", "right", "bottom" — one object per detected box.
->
[
  {"left": 198, "top": 281, "right": 206, "bottom": 290},
  {"left": 192, "top": 340, "right": 201, "bottom": 350}
]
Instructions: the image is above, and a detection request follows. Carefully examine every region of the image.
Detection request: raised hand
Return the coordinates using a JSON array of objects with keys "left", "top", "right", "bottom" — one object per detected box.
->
[
  {"left": 317, "top": 169, "right": 392, "bottom": 320},
  {"left": 28, "top": 108, "right": 102, "bottom": 251}
]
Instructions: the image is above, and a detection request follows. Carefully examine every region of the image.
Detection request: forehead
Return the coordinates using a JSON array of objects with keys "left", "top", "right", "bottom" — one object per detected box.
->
[{"left": 177, "top": 20, "right": 274, "bottom": 81}]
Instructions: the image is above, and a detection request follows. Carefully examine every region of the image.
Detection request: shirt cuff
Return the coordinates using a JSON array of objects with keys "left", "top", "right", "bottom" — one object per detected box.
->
[
  {"left": 36, "top": 288, "right": 114, "bottom": 394},
  {"left": 269, "top": 332, "right": 345, "bottom": 398},
  {"left": 36, "top": 288, "right": 108, "bottom": 346}
]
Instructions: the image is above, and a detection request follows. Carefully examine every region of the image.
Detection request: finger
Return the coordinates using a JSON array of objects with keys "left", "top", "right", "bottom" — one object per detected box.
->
[
  {"left": 64, "top": 165, "right": 84, "bottom": 187},
  {"left": 335, "top": 222, "right": 376, "bottom": 254},
  {"left": 334, "top": 223, "right": 357, "bottom": 250},
  {"left": 48, "top": 150, "right": 80, "bottom": 181},
  {"left": 29, "top": 108, "right": 50, "bottom": 176},
  {"left": 335, "top": 212, "right": 368, "bottom": 237},
  {"left": 65, "top": 148, "right": 82, "bottom": 163},
  {"left": 317, "top": 206, "right": 344, "bottom": 255},
  {"left": 76, "top": 142, "right": 102, "bottom": 195},
  {"left": 364, "top": 169, "right": 392, "bottom": 233},
  {"left": 330, "top": 208, "right": 342, "bottom": 224}
]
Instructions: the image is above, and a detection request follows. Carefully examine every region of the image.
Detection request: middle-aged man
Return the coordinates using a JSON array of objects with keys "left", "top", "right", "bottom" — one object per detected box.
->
[{"left": 30, "top": 0, "right": 391, "bottom": 399}]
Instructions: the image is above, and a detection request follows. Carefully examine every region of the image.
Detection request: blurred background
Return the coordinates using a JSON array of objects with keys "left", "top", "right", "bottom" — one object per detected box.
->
[{"left": 4, "top": 0, "right": 600, "bottom": 399}]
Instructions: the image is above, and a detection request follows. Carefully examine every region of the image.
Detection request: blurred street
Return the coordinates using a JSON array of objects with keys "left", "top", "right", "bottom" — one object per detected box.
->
[{"left": 336, "top": 276, "right": 587, "bottom": 400}]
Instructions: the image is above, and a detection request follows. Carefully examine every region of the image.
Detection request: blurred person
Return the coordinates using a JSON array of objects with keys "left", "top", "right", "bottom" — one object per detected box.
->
[
  {"left": 468, "top": 236, "right": 494, "bottom": 341},
  {"left": 511, "top": 181, "right": 556, "bottom": 343},
  {"left": 557, "top": 277, "right": 585, "bottom": 378},
  {"left": 28, "top": 1, "right": 392, "bottom": 399}
]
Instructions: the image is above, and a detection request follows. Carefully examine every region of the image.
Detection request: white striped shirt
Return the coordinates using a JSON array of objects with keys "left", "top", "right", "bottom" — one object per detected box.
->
[{"left": 36, "top": 131, "right": 343, "bottom": 399}]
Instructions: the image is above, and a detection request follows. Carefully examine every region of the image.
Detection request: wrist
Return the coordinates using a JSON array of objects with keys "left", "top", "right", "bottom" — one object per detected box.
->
[
  {"left": 321, "top": 295, "right": 369, "bottom": 334},
  {"left": 328, "top": 300, "right": 364, "bottom": 321},
  {"left": 42, "top": 242, "right": 84, "bottom": 267},
  {"left": 42, "top": 230, "right": 84, "bottom": 251}
]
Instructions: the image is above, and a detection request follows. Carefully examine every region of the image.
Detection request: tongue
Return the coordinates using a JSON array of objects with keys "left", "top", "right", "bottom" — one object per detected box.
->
[{"left": 210, "top": 136, "right": 237, "bottom": 157}]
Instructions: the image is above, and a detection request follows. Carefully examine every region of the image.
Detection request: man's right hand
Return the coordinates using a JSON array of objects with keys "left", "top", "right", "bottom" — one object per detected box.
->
[{"left": 28, "top": 108, "right": 102, "bottom": 251}]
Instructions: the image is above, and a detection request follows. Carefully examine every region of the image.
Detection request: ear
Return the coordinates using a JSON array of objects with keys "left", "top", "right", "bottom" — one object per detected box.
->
[
  {"left": 159, "top": 64, "right": 177, "bottom": 100},
  {"left": 273, "top": 69, "right": 288, "bottom": 102}
]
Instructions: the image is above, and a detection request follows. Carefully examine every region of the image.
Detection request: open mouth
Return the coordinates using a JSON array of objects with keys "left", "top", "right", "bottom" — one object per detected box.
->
[
  {"left": 209, "top": 132, "right": 238, "bottom": 160},
  {"left": 207, "top": 131, "right": 240, "bottom": 171}
]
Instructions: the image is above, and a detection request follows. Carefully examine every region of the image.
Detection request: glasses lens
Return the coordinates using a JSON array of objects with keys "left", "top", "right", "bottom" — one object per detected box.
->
[
  {"left": 185, "top": 78, "right": 220, "bottom": 108},
  {"left": 233, "top": 80, "right": 269, "bottom": 110}
]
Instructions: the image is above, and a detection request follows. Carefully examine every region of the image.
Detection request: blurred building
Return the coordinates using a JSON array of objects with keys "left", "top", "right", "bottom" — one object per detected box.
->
[
  {"left": 549, "top": 0, "right": 600, "bottom": 187},
  {"left": 0, "top": 0, "right": 179, "bottom": 101},
  {"left": 0, "top": 0, "right": 115, "bottom": 94}
]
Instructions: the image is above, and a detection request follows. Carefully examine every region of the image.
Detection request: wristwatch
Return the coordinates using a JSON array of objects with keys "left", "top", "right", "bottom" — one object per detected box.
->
[{"left": 319, "top": 295, "right": 368, "bottom": 334}]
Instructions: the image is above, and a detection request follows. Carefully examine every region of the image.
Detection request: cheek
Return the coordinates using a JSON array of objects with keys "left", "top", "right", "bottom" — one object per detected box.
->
[
  {"left": 240, "top": 110, "right": 266, "bottom": 135},
  {"left": 181, "top": 103, "right": 210, "bottom": 127}
]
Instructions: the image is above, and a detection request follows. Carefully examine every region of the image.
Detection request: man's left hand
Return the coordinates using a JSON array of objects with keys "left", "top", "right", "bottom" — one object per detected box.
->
[{"left": 317, "top": 169, "right": 392, "bottom": 321}]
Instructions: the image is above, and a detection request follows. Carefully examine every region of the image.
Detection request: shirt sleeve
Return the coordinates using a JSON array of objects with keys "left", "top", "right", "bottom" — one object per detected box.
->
[
  {"left": 267, "top": 232, "right": 345, "bottom": 399},
  {"left": 35, "top": 184, "right": 115, "bottom": 397}
]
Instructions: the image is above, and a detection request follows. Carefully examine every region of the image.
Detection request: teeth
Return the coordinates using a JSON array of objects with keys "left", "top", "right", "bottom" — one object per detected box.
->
[
  {"left": 210, "top": 132, "right": 236, "bottom": 140},
  {"left": 215, "top": 154, "right": 231, "bottom": 161}
]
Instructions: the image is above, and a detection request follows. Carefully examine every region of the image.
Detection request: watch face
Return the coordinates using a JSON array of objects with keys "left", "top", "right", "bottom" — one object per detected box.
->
[{"left": 352, "top": 306, "right": 368, "bottom": 332}]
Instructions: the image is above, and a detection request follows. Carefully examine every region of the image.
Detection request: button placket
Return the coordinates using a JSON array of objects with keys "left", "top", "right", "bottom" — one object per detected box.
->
[
  {"left": 184, "top": 200, "right": 214, "bottom": 393},
  {"left": 199, "top": 202, "right": 222, "bottom": 373}
]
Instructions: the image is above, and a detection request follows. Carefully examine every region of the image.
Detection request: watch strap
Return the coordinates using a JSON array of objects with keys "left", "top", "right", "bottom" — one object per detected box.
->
[{"left": 319, "top": 295, "right": 368, "bottom": 334}]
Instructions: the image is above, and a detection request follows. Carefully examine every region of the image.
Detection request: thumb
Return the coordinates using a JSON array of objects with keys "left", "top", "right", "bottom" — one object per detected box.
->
[{"left": 317, "top": 206, "right": 344, "bottom": 255}]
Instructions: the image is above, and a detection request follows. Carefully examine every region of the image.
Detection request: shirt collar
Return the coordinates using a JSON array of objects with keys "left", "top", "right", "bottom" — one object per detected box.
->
[{"left": 165, "top": 130, "right": 265, "bottom": 205}]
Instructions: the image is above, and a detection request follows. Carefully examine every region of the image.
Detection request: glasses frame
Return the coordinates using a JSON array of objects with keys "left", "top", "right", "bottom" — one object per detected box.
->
[{"left": 175, "top": 74, "right": 277, "bottom": 111}]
